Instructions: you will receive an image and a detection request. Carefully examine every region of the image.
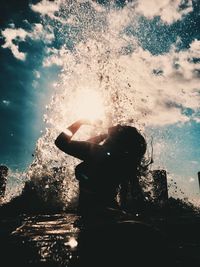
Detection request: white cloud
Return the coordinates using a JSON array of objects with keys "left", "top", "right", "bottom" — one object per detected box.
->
[
  {"left": 190, "top": 160, "right": 199, "bottom": 165},
  {"left": 1, "top": 23, "right": 54, "bottom": 60},
  {"left": 189, "top": 39, "right": 200, "bottom": 54},
  {"left": 167, "top": 173, "right": 199, "bottom": 200},
  {"left": 43, "top": 54, "right": 63, "bottom": 67},
  {"left": 32, "top": 80, "right": 39, "bottom": 88},
  {"left": 1, "top": 28, "right": 28, "bottom": 60},
  {"left": 30, "top": 23, "right": 54, "bottom": 43},
  {"left": 189, "top": 177, "right": 195, "bottom": 183},
  {"left": 33, "top": 70, "right": 41, "bottom": 79},
  {"left": 30, "top": 0, "right": 62, "bottom": 20},
  {"left": 2, "top": 100, "right": 10, "bottom": 106},
  {"left": 194, "top": 117, "right": 200, "bottom": 123},
  {"left": 108, "top": 5, "right": 136, "bottom": 33},
  {"left": 43, "top": 48, "right": 64, "bottom": 67},
  {"left": 31, "top": 0, "right": 60, "bottom": 15},
  {"left": 141, "top": 104, "right": 189, "bottom": 126},
  {"left": 43, "top": 46, "right": 75, "bottom": 68},
  {"left": 136, "top": 0, "right": 193, "bottom": 24}
]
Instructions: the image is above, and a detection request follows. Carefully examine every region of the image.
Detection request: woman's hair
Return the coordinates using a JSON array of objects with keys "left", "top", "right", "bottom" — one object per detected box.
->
[{"left": 108, "top": 125, "right": 147, "bottom": 160}]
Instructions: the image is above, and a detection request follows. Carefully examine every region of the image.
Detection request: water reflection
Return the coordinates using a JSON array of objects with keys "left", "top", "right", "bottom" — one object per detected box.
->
[
  {"left": 0, "top": 212, "right": 200, "bottom": 267},
  {"left": 65, "top": 237, "right": 78, "bottom": 249},
  {"left": 11, "top": 214, "right": 80, "bottom": 266}
]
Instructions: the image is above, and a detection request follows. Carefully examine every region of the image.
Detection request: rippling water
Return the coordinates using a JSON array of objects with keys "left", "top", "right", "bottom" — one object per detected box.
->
[{"left": 0, "top": 211, "right": 200, "bottom": 267}]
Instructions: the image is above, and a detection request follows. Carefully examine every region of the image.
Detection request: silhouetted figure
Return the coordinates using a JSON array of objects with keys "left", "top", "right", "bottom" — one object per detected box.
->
[
  {"left": 55, "top": 120, "right": 146, "bottom": 215},
  {"left": 0, "top": 165, "right": 8, "bottom": 199}
]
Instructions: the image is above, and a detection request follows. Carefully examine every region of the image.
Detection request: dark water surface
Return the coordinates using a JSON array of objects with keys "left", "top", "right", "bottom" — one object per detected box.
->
[{"left": 1, "top": 211, "right": 200, "bottom": 267}]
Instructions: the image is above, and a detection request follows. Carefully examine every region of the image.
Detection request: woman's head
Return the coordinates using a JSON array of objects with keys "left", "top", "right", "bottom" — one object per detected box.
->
[{"left": 105, "top": 125, "right": 146, "bottom": 159}]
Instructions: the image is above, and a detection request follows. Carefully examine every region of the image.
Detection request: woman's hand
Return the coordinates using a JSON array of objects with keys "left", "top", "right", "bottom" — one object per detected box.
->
[{"left": 66, "top": 119, "right": 103, "bottom": 137}]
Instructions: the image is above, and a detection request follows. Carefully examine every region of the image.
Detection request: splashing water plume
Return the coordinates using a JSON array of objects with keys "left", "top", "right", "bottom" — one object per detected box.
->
[{"left": 5, "top": 0, "right": 199, "bottom": 210}]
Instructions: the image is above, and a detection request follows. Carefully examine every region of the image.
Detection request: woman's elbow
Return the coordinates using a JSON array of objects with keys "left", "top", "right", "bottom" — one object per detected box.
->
[{"left": 55, "top": 132, "right": 67, "bottom": 150}]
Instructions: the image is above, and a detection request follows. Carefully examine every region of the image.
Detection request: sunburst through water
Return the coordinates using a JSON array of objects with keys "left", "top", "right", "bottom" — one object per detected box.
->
[{"left": 2, "top": 0, "right": 200, "bottom": 210}]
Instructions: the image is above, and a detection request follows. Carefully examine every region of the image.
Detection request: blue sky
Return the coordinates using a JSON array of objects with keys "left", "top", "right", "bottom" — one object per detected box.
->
[{"left": 0, "top": 0, "right": 199, "bottom": 199}]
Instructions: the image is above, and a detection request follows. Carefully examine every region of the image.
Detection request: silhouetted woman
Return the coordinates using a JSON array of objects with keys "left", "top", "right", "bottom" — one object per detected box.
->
[{"left": 55, "top": 120, "right": 146, "bottom": 215}]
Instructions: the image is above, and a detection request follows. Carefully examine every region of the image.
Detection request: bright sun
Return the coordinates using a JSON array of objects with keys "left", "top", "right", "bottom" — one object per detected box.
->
[{"left": 71, "top": 89, "right": 105, "bottom": 121}]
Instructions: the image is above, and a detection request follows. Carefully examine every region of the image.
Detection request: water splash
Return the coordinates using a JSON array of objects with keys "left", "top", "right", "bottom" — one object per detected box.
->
[
  {"left": 3, "top": 1, "right": 199, "bottom": 210},
  {"left": 3, "top": 170, "right": 26, "bottom": 203},
  {"left": 24, "top": 1, "right": 147, "bottom": 209}
]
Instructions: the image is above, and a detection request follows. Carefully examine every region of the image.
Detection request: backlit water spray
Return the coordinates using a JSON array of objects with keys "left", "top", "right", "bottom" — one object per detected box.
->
[{"left": 4, "top": 1, "right": 200, "bottom": 209}]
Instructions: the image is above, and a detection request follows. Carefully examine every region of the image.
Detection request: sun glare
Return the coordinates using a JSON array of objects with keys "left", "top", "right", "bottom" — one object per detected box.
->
[{"left": 71, "top": 89, "right": 105, "bottom": 122}]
